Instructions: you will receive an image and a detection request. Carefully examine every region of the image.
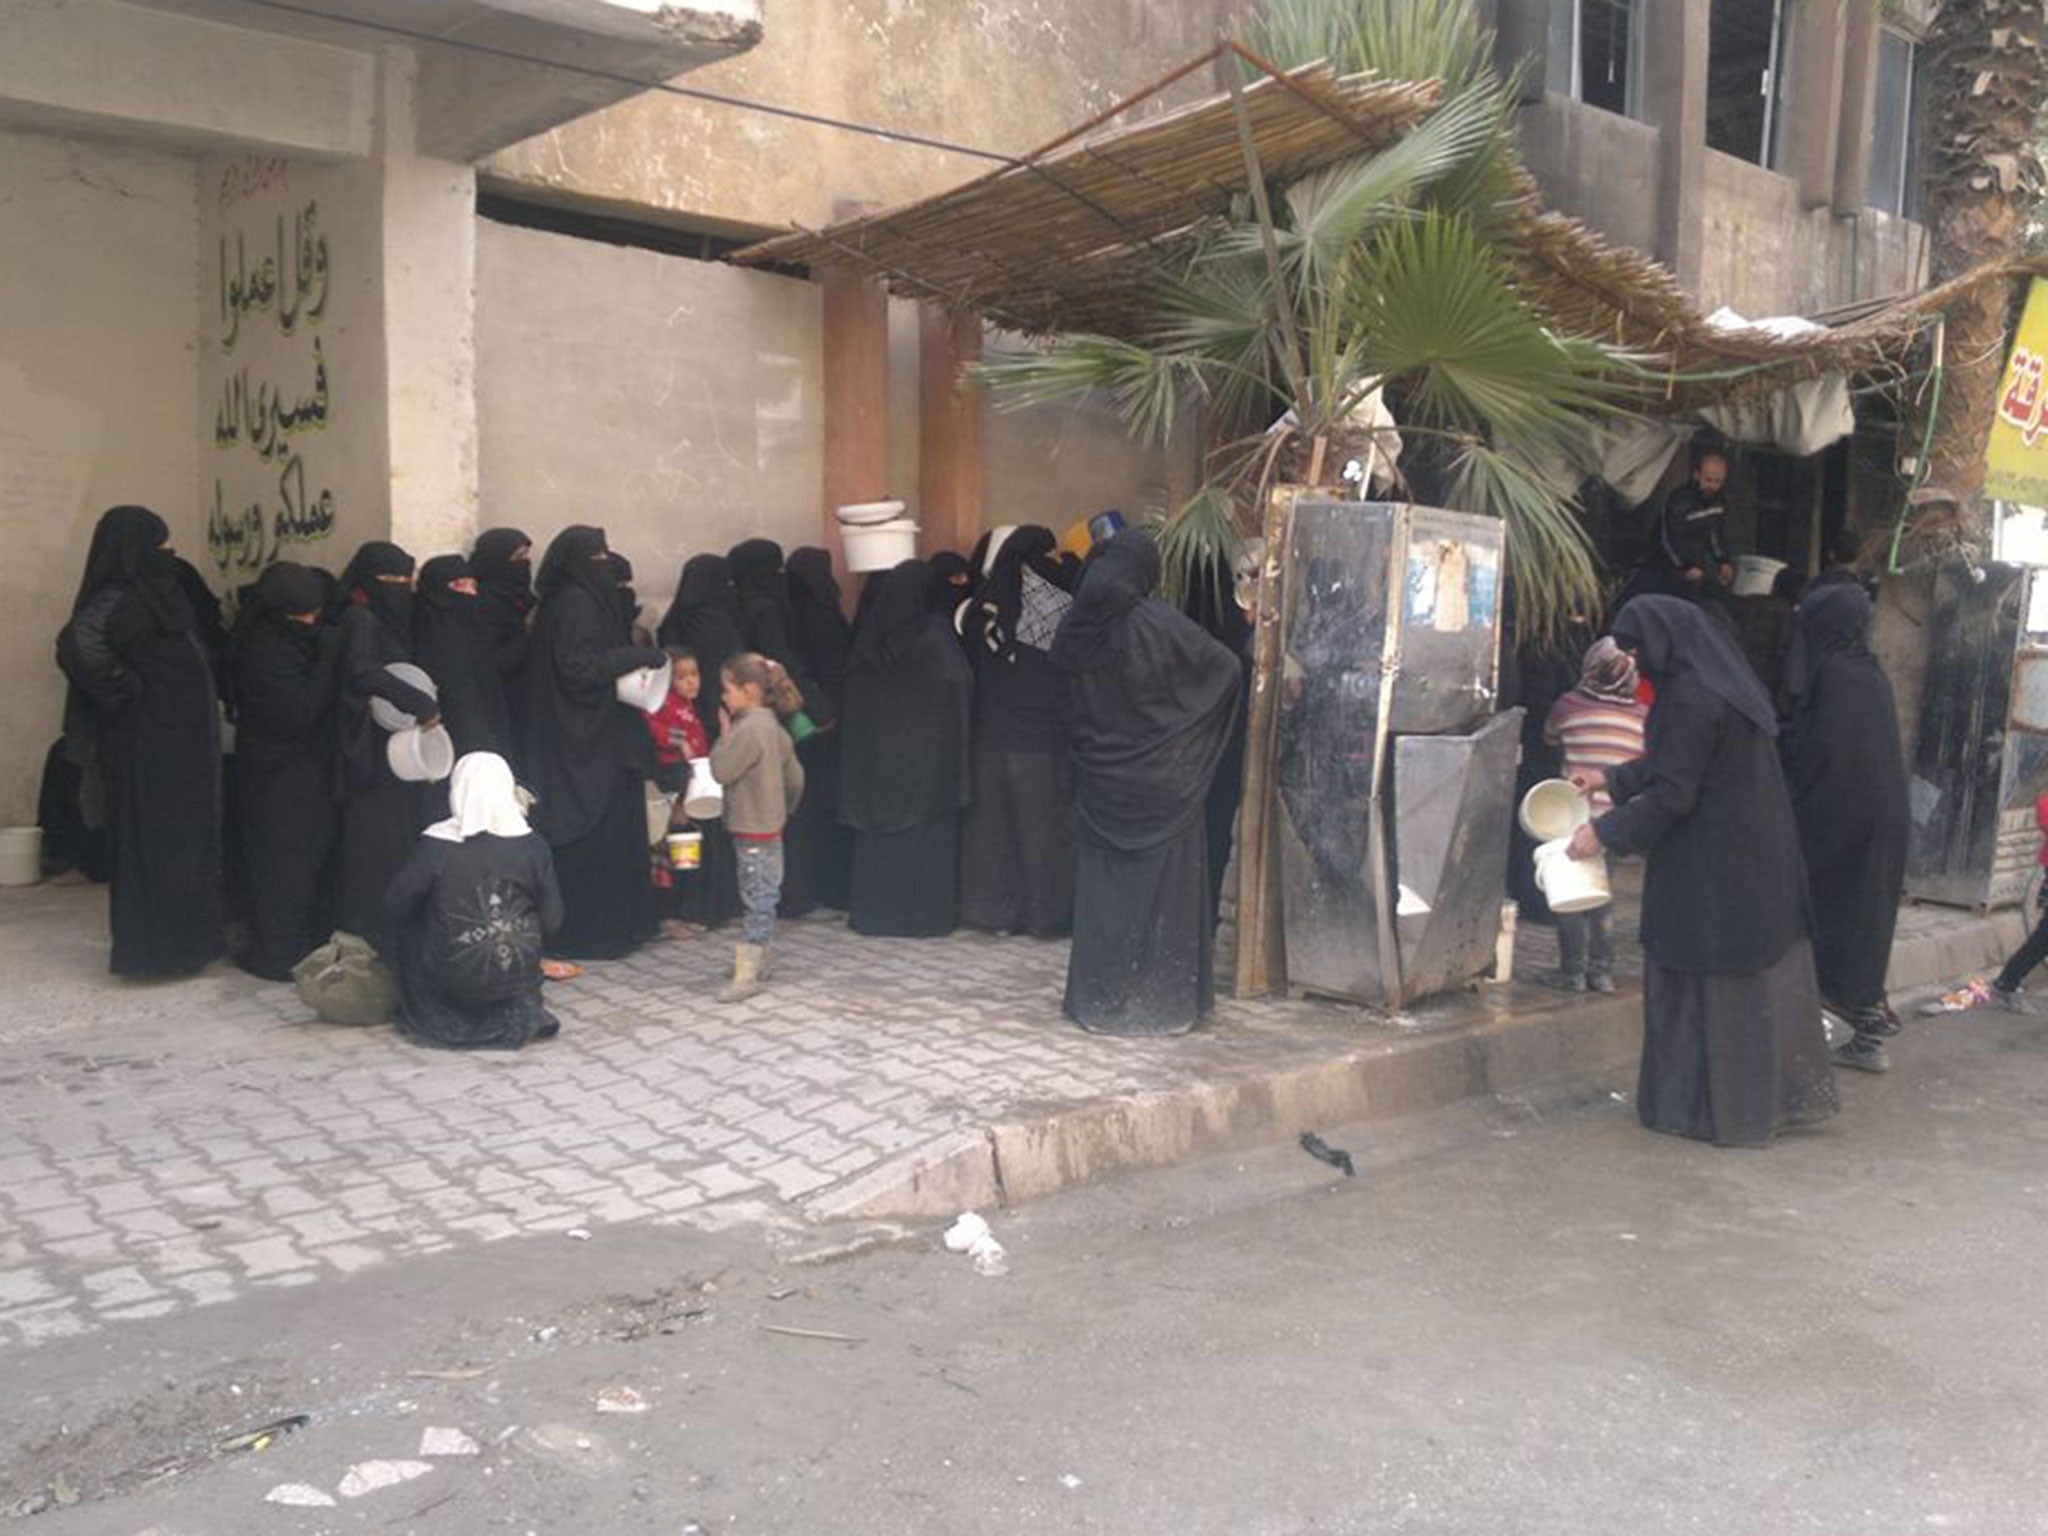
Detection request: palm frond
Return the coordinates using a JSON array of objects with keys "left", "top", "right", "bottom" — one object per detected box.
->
[
  {"left": 1241, "top": 0, "right": 1497, "bottom": 94},
  {"left": 1151, "top": 483, "right": 1245, "bottom": 612},
  {"left": 971, "top": 335, "right": 1206, "bottom": 445}
]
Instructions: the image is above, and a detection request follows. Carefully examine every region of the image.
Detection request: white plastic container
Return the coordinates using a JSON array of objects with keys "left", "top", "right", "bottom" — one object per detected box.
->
[
  {"left": 387, "top": 723, "right": 455, "bottom": 783},
  {"left": 682, "top": 757, "right": 724, "bottom": 821},
  {"left": 1732, "top": 554, "right": 1788, "bottom": 597},
  {"left": 0, "top": 827, "right": 42, "bottom": 887},
  {"left": 1519, "top": 778, "right": 1590, "bottom": 842},
  {"left": 369, "top": 662, "right": 438, "bottom": 732},
  {"left": 1533, "top": 837, "right": 1611, "bottom": 913},
  {"left": 614, "top": 665, "right": 670, "bottom": 713},
  {"left": 835, "top": 498, "right": 908, "bottom": 527},
  {"left": 842, "top": 517, "right": 920, "bottom": 572}
]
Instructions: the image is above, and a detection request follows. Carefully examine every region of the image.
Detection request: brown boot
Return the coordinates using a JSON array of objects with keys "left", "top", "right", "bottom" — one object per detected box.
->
[{"left": 718, "top": 942, "right": 764, "bottom": 1004}]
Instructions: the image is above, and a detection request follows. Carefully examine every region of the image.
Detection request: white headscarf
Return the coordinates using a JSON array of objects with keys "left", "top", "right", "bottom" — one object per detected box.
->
[{"left": 424, "top": 752, "right": 531, "bottom": 843}]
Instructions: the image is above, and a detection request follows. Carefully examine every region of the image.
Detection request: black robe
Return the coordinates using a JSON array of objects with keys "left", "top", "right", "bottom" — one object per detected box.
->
[
  {"left": 521, "top": 527, "right": 665, "bottom": 958},
  {"left": 415, "top": 556, "right": 512, "bottom": 759},
  {"left": 1597, "top": 597, "right": 1836, "bottom": 1146},
  {"left": 959, "top": 528, "right": 1076, "bottom": 938},
  {"left": 1781, "top": 586, "right": 1909, "bottom": 1013},
  {"left": 783, "top": 548, "right": 856, "bottom": 912},
  {"left": 657, "top": 555, "right": 747, "bottom": 928},
  {"left": 729, "top": 538, "right": 827, "bottom": 918},
  {"left": 470, "top": 528, "right": 535, "bottom": 769},
  {"left": 233, "top": 578, "right": 342, "bottom": 981},
  {"left": 59, "top": 509, "right": 224, "bottom": 977},
  {"left": 386, "top": 829, "right": 562, "bottom": 1049},
  {"left": 1054, "top": 533, "right": 1240, "bottom": 1034},
  {"left": 334, "top": 600, "right": 434, "bottom": 960},
  {"left": 841, "top": 560, "right": 973, "bottom": 937}
]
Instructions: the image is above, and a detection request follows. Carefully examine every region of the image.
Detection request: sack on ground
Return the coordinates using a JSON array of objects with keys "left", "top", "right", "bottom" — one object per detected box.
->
[{"left": 292, "top": 932, "right": 398, "bottom": 1026}]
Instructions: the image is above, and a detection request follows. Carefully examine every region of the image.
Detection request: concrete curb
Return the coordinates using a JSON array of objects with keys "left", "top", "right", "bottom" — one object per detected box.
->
[
  {"left": 809, "top": 991, "right": 1643, "bottom": 1222},
  {"left": 1888, "top": 908, "right": 2030, "bottom": 994}
]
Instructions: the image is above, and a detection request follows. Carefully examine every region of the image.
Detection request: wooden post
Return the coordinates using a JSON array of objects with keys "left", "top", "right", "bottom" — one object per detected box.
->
[
  {"left": 1233, "top": 484, "right": 1297, "bottom": 997},
  {"left": 918, "top": 302, "right": 984, "bottom": 559},
  {"left": 821, "top": 257, "right": 891, "bottom": 615}
]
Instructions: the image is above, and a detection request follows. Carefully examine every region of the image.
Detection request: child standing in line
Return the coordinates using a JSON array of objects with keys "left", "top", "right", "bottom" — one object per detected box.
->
[
  {"left": 708, "top": 652, "right": 805, "bottom": 1002},
  {"left": 1541, "top": 638, "right": 1648, "bottom": 993},
  {"left": 647, "top": 649, "right": 712, "bottom": 939}
]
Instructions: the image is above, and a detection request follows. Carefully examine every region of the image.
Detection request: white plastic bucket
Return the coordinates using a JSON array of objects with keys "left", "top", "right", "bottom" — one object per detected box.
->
[
  {"left": 1519, "top": 778, "right": 1590, "bottom": 842},
  {"left": 843, "top": 517, "right": 920, "bottom": 572},
  {"left": 682, "top": 757, "right": 724, "bottom": 821},
  {"left": 369, "top": 662, "right": 438, "bottom": 732},
  {"left": 1533, "top": 837, "right": 1611, "bottom": 914},
  {"left": 615, "top": 665, "right": 670, "bottom": 713},
  {"left": 387, "top": 723, "right": 455, "bottom": 783},
  {"left": 1732, "top": 555, "right": 1788, "bottom": 597},
  {"left": 835, "top": 498, "right": 907, "bottom": 527},
  {"left": 0, "top": 827, "right": 42, "bottom": 887}
]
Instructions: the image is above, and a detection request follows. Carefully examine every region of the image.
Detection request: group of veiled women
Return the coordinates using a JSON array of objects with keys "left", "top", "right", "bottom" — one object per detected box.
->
[
  {"left": 1560, "top": 579, "right": 1909, "bottom": 1149},
  {"left": 56, "top": 507, "right": 1248, "bottom": 1049}
]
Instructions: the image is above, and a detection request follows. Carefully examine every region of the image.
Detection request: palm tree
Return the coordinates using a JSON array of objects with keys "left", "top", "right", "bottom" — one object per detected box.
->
[{"left": 975, "top": 0, "right": 1650, "bottom": 634}]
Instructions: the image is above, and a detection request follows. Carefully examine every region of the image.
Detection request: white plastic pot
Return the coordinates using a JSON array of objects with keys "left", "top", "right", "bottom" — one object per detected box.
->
[
  {"left": 1732, "top": 555, "right": 1788, "bottom": 597},
  {"left": 835, "top": 498, "right": 908, "bottom": 527},
  {"left": 1533, "top": 837, "right": 1611, "bottom": 914},
  {"left": 682, "top": 756, "right": 724, "bottom": 821},
  {"left": 387, "top": 723, "right": 455, "bottom": 783},
  {"left": 1519, "top": 778, "right": 1590, "bottom": 842},
  {"left": 369, "top": 662, "right": 438, "bottom": 732},
  {"left": 615, "top": 665, "right": 670, "bottom": 714},
  {"left": 0, "top": 827, "right": 42, "bottom": 887},
  {"left": 843, "top": 517, "right": 920, "bottom": 572}
]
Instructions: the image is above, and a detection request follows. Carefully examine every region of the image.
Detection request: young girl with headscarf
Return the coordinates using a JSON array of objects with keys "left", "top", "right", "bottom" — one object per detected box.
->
[
  {"left": 58, "top": 505, "right": 225, "bottom": 976},
  {"left": 385, "top": 751, "right": 563, "bottom": 1049},
  {"left": 1540, "top": 638, "right": 1647, "bottom": 993}
]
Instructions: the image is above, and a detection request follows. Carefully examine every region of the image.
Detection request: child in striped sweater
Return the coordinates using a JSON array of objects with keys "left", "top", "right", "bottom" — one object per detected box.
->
[{"left": 1541, "top": 638, "right": 1649, "bottom": 992}]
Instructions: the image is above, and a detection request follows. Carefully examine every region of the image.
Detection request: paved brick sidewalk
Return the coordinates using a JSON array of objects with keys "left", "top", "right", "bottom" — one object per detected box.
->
[{"left": 0, "top": 883, "right": 1388, "bottom": 1352}]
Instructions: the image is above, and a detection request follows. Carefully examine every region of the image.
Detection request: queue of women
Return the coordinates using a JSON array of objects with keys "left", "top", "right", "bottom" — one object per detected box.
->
[{"left": 55, "top": 506, "right": 1247, "bottom": 1053}]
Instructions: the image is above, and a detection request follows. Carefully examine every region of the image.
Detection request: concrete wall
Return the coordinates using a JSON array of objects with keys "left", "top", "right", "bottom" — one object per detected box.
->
[
  {"left": 481, "top": 0, "right": 1248, "bottom": 234},
  {"left": 0, "top": 130, "right": 200, "bottom": 824},
  {"left": 1516, "top": 96, "right": 1661, "bottom": 257},
  {"left": 1698, "top": 149, "right": 1929, "bottom": 316}
]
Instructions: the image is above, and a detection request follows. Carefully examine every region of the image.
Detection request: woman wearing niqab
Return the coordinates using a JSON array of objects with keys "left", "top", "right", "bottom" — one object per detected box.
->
[
  {"left": 386, "top": 751, "right": 563, "bottom": 1049},
  {"left": 1052, "top": 532, "right": 1240, "bottom": 1034},
  {"left": 232, "top": 560, "right": 342, "bottom": 980},
  {"left": 57, "top": 505, "right": 224, "bottom": 976},
  {"left": 1579, "top": 595, "right": 1837, "bottom": 1145},
  {"left": 782, "top": 547, "right": 857, "bottom": 911},
  {"left": 470, "top": 528, "right": 535, "bottom": 761},
  {"left": 656, "top": 554, "right": 748, "bottom": 928},
  {"left": 840, "top": 559, "right": 973, "bottom": 936},
  {"left": 1781, "top": 583, "right": 1909, "bottom": 1068},
  {"left": 415, "top": 554, "right": 511, "bottom": 758},
  {"left": 959, "top": 526, "right": 1078, "bottom": 938},
  {"left": 331, "top": 540, "right": 438, "bottom": 959},
  {"left": 520, "top": 526, "right": 667, "bottom": 957}
]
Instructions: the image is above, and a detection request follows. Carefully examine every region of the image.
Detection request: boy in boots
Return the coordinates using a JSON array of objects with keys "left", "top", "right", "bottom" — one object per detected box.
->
[{"left": 708, "top": 653, "right": 804, "bottom": 1002}]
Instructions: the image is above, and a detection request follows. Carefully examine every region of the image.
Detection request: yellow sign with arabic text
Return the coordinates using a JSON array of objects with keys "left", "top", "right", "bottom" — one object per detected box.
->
[{"left": 1986, "top": 278, "right": 2048, "bottom": 505}]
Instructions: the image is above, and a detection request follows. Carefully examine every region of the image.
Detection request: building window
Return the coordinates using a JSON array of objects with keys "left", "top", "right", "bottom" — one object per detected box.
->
[
  {"left": 1706, "top": 0, "right": 1792, "bottom": 168},
  {"left": 1867, "top": 27, "right": 1921, "bottom": 217},
  {"left": 1545, "top": 0, "right": 1643, "bottom": 117}
]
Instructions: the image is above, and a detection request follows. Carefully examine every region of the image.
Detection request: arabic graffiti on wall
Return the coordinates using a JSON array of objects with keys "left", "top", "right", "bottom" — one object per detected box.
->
[{"left": 205, "top": 189, "right": 341, "bottom": 575}]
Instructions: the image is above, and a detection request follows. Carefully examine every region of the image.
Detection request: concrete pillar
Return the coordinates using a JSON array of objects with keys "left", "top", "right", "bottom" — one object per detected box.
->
[
  {"left": 917, "top": 303, "right": 983, "bottom": 560},
  {"left": 1491, "top": 0, "right": 1550, "bottom": 106},
  {"left": 377, "top": 47, "right": 480, "bottom": 559},
  {"left": 1833, "top": 0, "right": 1880, "bottom": 214},
  {"left": 1782, "top": 0, "right": 1847, "bottom": 210},
  {"left": 1642, "top": 0, "right": 1709, "bottom": 293},
  {"left": 820, "top": 257, "right": 890, "bottom": 606}
]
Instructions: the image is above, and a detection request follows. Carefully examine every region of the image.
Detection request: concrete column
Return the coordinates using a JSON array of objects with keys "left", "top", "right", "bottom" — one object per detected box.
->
[
  {"left": 376, "top": 47, "right": 480, "bottom": 559},
  {"left": 1782, "top": 0, "right": 1848, "bottom": 209},
  {"left": 917, "top": 303, "right": 983, "bottom": 560},
  {"left": 820, "top": 258, "right": 890, "bottom": 606},
  {"left": 1832, "top": 0, "right": 1880, "bottom": 214},
  {"left": 1642, "top": 0, "right": 1709, "bottom": 293}
]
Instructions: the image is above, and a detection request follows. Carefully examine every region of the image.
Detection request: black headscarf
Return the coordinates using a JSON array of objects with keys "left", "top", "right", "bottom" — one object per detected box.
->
[
  {"left": 973, "top": 525, "right": 1071, "bottom": 662},
  {"left": 1786, "top": 582, "right": 1874, "bottom": 723},
  {"left": 928, "top": 551, "right": 973, "bottom": 623},
  {"left": 657, "top": 554, "right": 746, "bottom": 735},
  {"left": 606, "top": 551, "right": 639, "bottom": 632},
  {"left": 840, "top": 559, "right": 973, "bottom": 834},
  {"left": 852, "top": 559, "right": 941, "bottom": 669},
  {"left": 334, "top": 540, "right": 416, "bottom": 633},
  {"left": 1611, "top": 594, "right": 1777, "bottom": 737},
  {"left": 470, "top": 527, "right": 534, "bottom": 613},
  {"left": 73, "top": 505, "right": 191, "bottom": 632},
  {"left": 534, "top": 526, "right": 619, "bottom": 617},
  {"left": 415, "top": 555, "right": 480, "bottom": 665},
  {"left": 787, "top": 546, "right": 852, "bottom": 687},
  {"left": 1051, "top": 531, "right": 1161, "bottom": 673},
  {"left": 255, "top": 559, "right": 328, "bottom": 619}
]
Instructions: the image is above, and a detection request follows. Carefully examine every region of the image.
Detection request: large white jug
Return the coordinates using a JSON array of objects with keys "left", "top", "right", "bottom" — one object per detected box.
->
[{"left": 683, "top": 757, "right": 724, "bottom": 821}]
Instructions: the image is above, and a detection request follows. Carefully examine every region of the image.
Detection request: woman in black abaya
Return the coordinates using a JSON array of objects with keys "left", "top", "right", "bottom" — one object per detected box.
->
[
  {"left": 387, "top": 751, "right": 563, "bottom": 1050},
  {"left": 657, "top": 554, "right": 747, "bottom": 929},
  {"left": 1782, "top": 583, "right": 1910, "bottom": 1070},
  {"left": 332, "top": 541, "right": 438, "bottom": 960},
  {"left": 415, "top": 554, "right": 511, "bottom": 758},
  {"left": 232, "top": 561, "right": 342, "bottom": 980},
  {"left": 785, "top": 547, "right": 856, "bottom": 910},
  {"left": 840, "top": 559, "right": 973, "bottom": 937},
  {"left": 521, "top": 526, "right": 667, "bottom": 958},
  {"left": 470, "top": 528, "right": 534, "bottom": 764},
  {"left": 959, "top": 526, "right": 1078, "bottom": 938},
  {"left": 1570, "top": 595, "right": 1837, "bottom": 1146},
  {"left": 1052, "top": 532, "right": 1240, "bottom": 1035},
  {"left": 728, "top": 538, "right": 827, "bottom": 917},
  {"left": 58, "top": 506, "right": 224, "bottom": 977}
]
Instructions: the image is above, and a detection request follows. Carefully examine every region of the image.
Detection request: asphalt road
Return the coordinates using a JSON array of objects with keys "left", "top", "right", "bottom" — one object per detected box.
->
[{"left": 8, "top": 997, "right": 2048, "bottom": 1536}]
